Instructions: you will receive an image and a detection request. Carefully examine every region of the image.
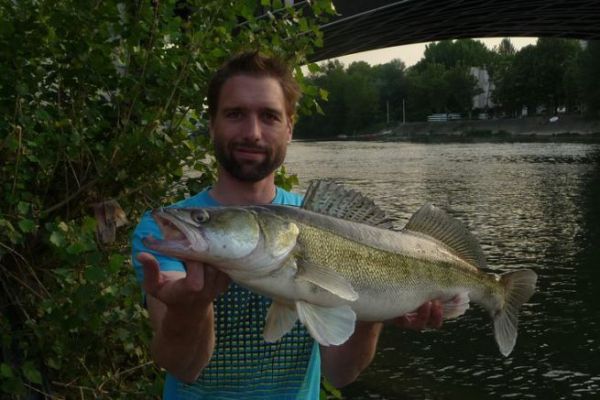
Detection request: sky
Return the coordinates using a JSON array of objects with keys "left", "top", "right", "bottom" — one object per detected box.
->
[{"left": 326, "top": 37, "right": 538, "bottom": 67}]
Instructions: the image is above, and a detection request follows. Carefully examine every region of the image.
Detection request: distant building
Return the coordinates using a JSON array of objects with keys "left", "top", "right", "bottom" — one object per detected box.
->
[{"left": 470, "top": 67, "right": 494, "bottom": 111}]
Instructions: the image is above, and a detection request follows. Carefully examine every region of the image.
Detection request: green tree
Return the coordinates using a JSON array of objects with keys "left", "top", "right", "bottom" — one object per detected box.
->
[
  {"left": 295, "top": 60, "right": 347, "bottom": 138},
  {"left": 0, "top": 0, "right": 333, "bottom": 398},
  {"left": 493, "top": 38, "right": 583, "bottom": 116},
  {"left": 416, "top": 39, "right": 494, "bottom": 71},
  {"left": 406, "top": 63, "right": 449, "bottom": 119},
  {"left": 295, "top": 60, "right": 380, "bottom": 138},
  {"left": 372, "top": 59, "right": 408, "bottom": 123},
  {"left": 345, "top": 61, "right": 379, "bottom": 133},
  {"left": 578, "top": 40, "right": 600, "bottom": 117}
]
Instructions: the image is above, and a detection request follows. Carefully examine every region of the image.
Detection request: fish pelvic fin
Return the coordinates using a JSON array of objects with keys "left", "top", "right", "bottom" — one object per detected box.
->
[
  {"left": 264, "top": 301, "right": 298, "bottom": 343},
  {"left": 493, "top": 269, "right": 538, "bottom": 357},
  {"left": 296, "top": 301, "right": 356, "bottom": 346},
  {"left": 404, "top": 203, "right": 487, "bottom": 270}
]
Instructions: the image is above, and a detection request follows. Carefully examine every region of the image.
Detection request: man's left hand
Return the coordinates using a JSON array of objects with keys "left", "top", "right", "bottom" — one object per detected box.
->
[{"left": 392, "top": 301, "right": 443, "bottom": 331}]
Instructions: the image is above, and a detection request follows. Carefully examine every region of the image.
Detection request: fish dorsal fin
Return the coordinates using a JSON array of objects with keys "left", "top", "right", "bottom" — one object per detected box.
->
[
  {"left": 404, "top": 203, "right": 487, "bottom": 269},
  {"left": 302, "top": 180, "right": 394, "bottom": 229}
]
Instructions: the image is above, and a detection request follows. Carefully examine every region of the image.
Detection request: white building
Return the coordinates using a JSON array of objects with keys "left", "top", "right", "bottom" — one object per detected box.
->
[{"left": 470, "top": 67, "right": 494, "bottom": 111}]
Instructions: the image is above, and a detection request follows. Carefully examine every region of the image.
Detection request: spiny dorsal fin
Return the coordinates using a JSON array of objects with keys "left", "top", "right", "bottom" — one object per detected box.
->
[
  {"left": 302, "top": 180, "right": 394, "bottom": 229},
  {"left": 404, "top": 203, "right": 487, "bottom": 269}
]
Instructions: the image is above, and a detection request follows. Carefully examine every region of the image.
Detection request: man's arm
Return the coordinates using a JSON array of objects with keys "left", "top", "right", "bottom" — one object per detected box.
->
[
  {"left": 139, "top": 252, "right": 230, "bottom": 383},
  {"left": 320, "top": 301, "right": 443, "bottom": 388}
]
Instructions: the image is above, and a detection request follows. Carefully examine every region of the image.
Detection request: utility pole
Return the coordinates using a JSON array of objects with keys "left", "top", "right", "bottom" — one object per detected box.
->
[
  {"left": 386, "top": 100, "right": 390, "bottom": 124},
  {"left": 402, "top": 98, "right": 406, "bottom": 124}
]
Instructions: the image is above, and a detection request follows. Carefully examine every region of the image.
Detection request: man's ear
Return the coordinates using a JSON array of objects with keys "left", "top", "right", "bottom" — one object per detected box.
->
[{"left": 287, "top": 118, "right": 294, "bottom": 143}]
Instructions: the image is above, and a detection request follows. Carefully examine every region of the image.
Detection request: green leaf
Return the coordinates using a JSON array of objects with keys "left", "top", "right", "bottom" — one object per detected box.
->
[
  {"left": 319, "top": 88, "right": 329, "bottom": 101},
  {"left": 18, "top": 219, "right": 36, "bottom": 233},
  {"left": 109, "top": 254, "right": 126, "bottom": 273},
  {"left": 82, "top": 216, "right": 97, "bottom": 234},
  {"left": 17, "top": 201, "right": 30, "bottom": 214},
  {"left": 46, "top": 358, "right": 60, "bottom": 370},
  {"left": 49, "top": 231, "right": 66, "bottom": 247},
  {"left": 22, "top": 362, "right": 42, "bottom": 385},
  {"left": 84, "top": 265, "right": 106, "bottom": 283},
  {"left": 307, "top": 63, "right": 321, "bottom": 74},
  {"left": 0, "top": 363, "right": 14, "bottom": 378},
  {"left": 66, "top": 242, "right": 87, "bottom": 255}
]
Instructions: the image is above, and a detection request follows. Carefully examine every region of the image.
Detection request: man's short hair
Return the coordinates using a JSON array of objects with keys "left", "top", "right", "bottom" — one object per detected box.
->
[{"left": 207, "top": 51, "right": 301, "bottom": 122}]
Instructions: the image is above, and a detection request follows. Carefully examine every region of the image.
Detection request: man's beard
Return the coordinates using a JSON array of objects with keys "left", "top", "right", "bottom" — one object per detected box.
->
[{"left": 213, "top": 138, "right": 287, "bottom": 182}]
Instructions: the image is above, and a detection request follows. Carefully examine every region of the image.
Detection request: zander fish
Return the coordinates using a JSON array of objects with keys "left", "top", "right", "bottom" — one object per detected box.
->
[{"left": 144, "top": 180, "right": 537, "bottom": 356}]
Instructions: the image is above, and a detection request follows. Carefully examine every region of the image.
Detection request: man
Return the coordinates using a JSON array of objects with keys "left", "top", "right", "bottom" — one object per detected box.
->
[{"left": 132, "top": 51, "right": 442, "bottom": 399}]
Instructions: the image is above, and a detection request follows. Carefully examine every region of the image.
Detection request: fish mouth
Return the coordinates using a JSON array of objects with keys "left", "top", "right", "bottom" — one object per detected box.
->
[{"left": 143, "top": 210, "right": 201, "bottom": 258}]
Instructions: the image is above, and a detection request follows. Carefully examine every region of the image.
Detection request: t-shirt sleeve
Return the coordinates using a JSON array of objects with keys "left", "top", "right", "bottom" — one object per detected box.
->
[{"left": 131, "top": 210, "right": 185, "bottom": 285}]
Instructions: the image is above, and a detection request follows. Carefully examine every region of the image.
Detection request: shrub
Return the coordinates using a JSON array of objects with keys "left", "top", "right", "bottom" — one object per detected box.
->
[{"left": 0, "top": 0, "right": 333, "bottom": 397}]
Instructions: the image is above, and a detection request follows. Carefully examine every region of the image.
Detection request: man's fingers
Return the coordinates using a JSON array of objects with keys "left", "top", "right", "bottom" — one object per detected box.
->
[
  {"left": 138, "top": 252, "right": 161, "bottom": 296},
  {"left": 412, "top": 301, "right": 431, "bottom": 330},
  {"left": 429, "top": 300, "right": 443, "bottom": 329},
  {"left": 393, "top": 300, "right": 444, "bottom": 331},
  {"left": 214, "top": 272, "right": 232, "bottom": 296},
  {"left": 184, "top": 260, "right": 206, "bottom": 292},
  {"left": 203, "top": 265, "right": 231, "bottom": 298}
]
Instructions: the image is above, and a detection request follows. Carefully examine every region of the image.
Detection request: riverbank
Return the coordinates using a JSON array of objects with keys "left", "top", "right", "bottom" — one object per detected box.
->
[
  {"left": 297, "top": 115, "right": 600, "bottom": 143},
  {"left": 386, "top": 115, "right": 600, "bottom": 143}
]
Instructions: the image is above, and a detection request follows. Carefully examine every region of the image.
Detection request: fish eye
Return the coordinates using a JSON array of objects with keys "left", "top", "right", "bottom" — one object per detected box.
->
[{"left": 192, "top": 210, "right": 210, "bottom": 224}]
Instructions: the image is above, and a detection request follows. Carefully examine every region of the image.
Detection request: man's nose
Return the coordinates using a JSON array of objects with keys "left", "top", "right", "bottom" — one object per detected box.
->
[{"left": 243, "top": 115, "right": 261, "bottom": 141}]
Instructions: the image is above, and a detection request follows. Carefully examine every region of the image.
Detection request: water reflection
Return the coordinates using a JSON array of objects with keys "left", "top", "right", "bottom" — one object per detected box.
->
[{"left": 285, "top": 142, "right": 600, "bottom": 399}]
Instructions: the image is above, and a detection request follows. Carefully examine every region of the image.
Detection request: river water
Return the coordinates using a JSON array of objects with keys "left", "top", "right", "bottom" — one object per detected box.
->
[{"left": 284, "top": 141, "right": 600, "bottom": 400}]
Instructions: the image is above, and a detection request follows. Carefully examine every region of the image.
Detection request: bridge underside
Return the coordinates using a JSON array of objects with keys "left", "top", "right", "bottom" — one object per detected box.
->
[{"left": 308, "top": 0, "right": 600, "bottom": 61}]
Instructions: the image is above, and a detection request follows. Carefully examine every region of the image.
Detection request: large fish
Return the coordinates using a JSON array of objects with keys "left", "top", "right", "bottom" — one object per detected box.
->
[{"left": 144, "top": 180, "right": 537, "bottom": 356}]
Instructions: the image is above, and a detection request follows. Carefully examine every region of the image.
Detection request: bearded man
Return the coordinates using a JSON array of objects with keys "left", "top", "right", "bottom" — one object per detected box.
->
[{"left": 132, "top": 51, "right": 442, "bottom": 400}]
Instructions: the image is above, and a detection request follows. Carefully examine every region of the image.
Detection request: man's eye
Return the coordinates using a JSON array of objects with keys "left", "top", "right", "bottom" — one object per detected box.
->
[
  {"left": 263, "top": 112, "right": 281, "bottom": 122},
  {"left": 225, "top": 110, "right": 242, "bottom": 118}
]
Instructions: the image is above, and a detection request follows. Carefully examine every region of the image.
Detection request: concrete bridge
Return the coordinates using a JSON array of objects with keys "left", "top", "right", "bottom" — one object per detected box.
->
[{"left": 302, "top": 0, "right": 600, "bottom": 61}]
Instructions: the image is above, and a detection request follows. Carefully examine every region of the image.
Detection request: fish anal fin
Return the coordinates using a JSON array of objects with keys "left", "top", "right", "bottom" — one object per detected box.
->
[
  {"left": 264, "top": 301, "right": 298, "bottom": 343},
  {"left": 404, "top": 203, "right": 487, "bottom": 270},
  {"left": 302, "top": 180, "right": 394, "bottom": 229},
  {"left": 296, "top": 301, "right": 356, "bottom": 346},
  {"left": 442, "top": 292, "right": 470, "bottom": 320},
  {"left": 296, "top": 259, "right": 358, "bottom": 302}
]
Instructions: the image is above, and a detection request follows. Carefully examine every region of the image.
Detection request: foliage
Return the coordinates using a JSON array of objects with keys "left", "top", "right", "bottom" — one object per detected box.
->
[
  {"left": 492, "top": 38, "right": 583, "bottom": 116},
  {"left": 296, "top": 38, "right": 599, "bottom": 139},
  {"left": 414, "top": 39, "right": 494, "bottom": 71},
  {"left": 0, "top": 0, "right": 334, "bottom": 398},
  {"left": 578, "top": 40, "right": 600, "bottom": 118}
]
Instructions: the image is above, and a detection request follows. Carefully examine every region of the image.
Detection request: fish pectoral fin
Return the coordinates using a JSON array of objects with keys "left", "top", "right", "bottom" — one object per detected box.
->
[
  {"left": 296, "top": 260, "right": 358, "bottom": 302},
  {"left": 263, "top": 301, "right": 299, "bottom": 343},
  {"left": 442, "top": 292, "right": 470, "bottom": 319},
  {"left": 296, "top": 301, "right": 356, "bottom": 346}
]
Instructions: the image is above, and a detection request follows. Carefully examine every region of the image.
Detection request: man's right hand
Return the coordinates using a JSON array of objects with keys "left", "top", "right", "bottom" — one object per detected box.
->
[
  {"left": 137, "top": 252, "right": 231, "bottom": 311},
  {"left": 136, "top": 252, "right": 231, "bottom": 383}
]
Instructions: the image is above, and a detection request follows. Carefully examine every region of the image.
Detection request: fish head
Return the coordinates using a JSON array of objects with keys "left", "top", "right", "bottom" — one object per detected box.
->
[{"left": 145, "top": 206, "right": 299, "bottom": 276}]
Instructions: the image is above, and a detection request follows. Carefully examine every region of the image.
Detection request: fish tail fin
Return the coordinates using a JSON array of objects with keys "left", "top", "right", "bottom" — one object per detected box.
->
[{"left": 493, "top": 269, "right": 537, "bottom": 356}]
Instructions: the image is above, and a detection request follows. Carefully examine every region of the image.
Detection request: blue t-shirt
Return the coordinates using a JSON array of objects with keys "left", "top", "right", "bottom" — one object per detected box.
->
[{"left": 131, "top": 187, "right": 321, "bottom": 400}]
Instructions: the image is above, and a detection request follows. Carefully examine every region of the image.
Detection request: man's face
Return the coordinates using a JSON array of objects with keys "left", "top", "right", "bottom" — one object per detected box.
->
[{"left": 210, "top": 75, "right": 292, "bottom": 182}]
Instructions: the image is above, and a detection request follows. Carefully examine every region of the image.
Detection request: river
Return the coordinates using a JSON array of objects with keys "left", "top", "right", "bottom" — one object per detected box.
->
[{"left": 284, "top": 141, "right": 600, "bottom": 400}]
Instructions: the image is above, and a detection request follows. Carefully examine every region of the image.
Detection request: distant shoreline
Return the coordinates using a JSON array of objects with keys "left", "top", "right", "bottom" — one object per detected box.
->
[{"left": 295, "top": 115, "right": 600, "bottom": 143}]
